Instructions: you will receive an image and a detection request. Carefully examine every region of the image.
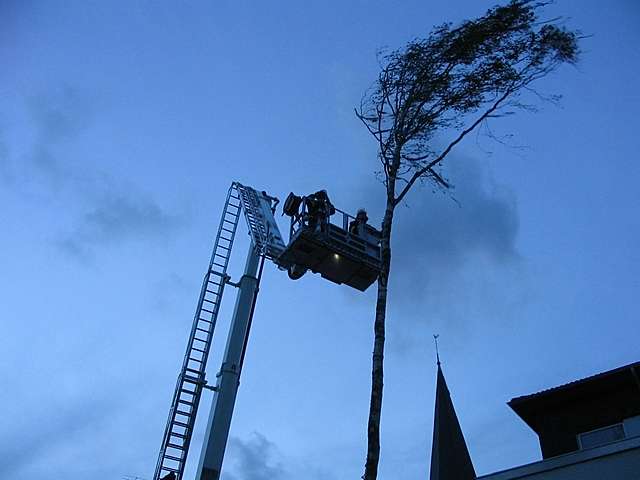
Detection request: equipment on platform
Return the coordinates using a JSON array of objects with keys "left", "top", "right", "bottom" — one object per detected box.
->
[
  {"left": 279, "top": 190, "right": 381, "bottom": 291},
  {"left": 153, "top": 182, "right": 381, "bottom": 480}
]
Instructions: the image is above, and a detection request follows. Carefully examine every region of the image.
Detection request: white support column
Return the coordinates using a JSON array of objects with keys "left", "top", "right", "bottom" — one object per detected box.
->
[{"left": 195, "top": 246, "right": 261, "bottom": 480}]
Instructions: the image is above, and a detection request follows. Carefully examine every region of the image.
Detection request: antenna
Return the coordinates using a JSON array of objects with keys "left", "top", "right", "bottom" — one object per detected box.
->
[{"left": 433, "top": 334, "right": 441, "bottom": 366}]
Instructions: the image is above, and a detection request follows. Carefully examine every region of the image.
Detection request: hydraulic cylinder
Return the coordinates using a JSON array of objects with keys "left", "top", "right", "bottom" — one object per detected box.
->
[{"left": 195, "top": 246, "right": 260, "bottom": 480}]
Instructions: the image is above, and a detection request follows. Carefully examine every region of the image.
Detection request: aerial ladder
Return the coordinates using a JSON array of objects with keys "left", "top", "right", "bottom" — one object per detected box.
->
[{"left": 152, "top": 182, "right": 381, "bottom": 480}]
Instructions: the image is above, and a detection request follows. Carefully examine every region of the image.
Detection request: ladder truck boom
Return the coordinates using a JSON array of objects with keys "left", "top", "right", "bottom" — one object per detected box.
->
[{"left": 153, "top": 182, "right": 381, "bottom": 480}]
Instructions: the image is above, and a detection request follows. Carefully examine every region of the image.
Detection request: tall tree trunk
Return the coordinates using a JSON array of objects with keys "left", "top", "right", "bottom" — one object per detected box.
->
[{"left": 363, "top": 182, "right": 396, "bottom": 480}]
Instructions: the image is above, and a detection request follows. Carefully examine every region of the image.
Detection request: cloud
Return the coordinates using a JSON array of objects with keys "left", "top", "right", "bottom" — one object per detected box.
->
[
  {"left": 12, "top": 84, "right": 187, "bottom": 258},
  {"left": 29, "top": 86, "right": 92, "bottom": 142},
  {"left": 354, "top": 155, "right": 522, "bottom": 345},
  {"left": 223, "top": 432, "right": 288, "bottom": 480},
  {"left": 0, "top": 394, "right": 121, "bottom": 478},
  {"left": 57, "top": 191, "right": 183, "bottom": 259},
  {"left": 391, "top": 156, "right": 519, "bottom": 296},
  {"left": 26, "top": 85, "right": 95, "bottom": 184}
]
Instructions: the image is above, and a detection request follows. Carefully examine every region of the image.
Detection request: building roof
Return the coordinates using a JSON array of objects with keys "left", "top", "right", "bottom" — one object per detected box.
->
[
  {"left": 430, "top": 363, "right": 476, "bottom": 480},
  {"left": 508, "top": 360, "right": 640, "bottom": 434},
  {"left": 508, "top": 360, "right": 640, "bottom": 459},
  {"left": 510, "top": 360, "right": 640, "bottom": 405}
]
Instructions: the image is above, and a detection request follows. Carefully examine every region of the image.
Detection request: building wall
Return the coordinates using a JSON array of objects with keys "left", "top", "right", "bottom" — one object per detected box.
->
[{"left": 479, "top": 436, "right": 640, "bottom": 480}]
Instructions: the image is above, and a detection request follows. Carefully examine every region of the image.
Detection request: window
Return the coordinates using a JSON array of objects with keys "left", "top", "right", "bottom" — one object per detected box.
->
[
  {"left": 578, "top": 424, "right": 625, "bottom": 449},
  {"left": 623, "top": 415, "right": 640, "bottom": 438}
]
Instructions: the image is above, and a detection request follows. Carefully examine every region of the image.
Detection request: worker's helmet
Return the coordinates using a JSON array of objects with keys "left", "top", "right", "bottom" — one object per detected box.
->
[{"left": 356, "top": 209, "right": 368, "bottom": 221}]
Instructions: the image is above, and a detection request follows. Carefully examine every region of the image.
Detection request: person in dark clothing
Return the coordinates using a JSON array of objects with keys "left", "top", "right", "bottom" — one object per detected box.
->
[
  {"left": 349, "top": 208, "right": 369, "bottom": 235},
  {"left": 160, "top": 472, "right": 176, "bottom": 480},
  {"left": 305, "top": 189, "right": 335, "bottom": 231}
]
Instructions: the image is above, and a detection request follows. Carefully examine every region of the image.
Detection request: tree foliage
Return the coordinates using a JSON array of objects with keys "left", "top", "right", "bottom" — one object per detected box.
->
[
  {"left": 357, "top": 0, "right": 579, "bottom": 204},
  {"left": 356, "top": 2, "right": 580, "bottom": 479}
]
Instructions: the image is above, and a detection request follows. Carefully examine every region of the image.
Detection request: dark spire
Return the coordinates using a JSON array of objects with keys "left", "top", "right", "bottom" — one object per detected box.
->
[{"left": 429, "top": 362, "right": 476, "bottom": 480}]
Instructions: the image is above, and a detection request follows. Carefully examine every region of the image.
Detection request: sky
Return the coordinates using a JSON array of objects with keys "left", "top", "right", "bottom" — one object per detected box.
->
[{"left": 1, "top": 1, "right": 639, "bottom": 479}]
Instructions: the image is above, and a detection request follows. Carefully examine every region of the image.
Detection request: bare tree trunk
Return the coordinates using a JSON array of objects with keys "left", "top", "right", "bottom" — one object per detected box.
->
[{"left": 363, "top": 181, "right": 396, "bottom": 480}]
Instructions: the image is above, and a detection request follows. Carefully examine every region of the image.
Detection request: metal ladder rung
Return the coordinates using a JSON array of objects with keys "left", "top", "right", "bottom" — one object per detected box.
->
[
  {"left": 172, "top": 419, "right": 190, "bottom": 428},
  {"left": 162, "top": 458, "right": 183, "bottom": 466},
  {"left": 184, "top": 367, "right": 202, "bottom": 375},
  {"left": 167, "top": 442, "right": 186, "bottom": 450},
  {"left": 191, "top": 347, "right": 206, "bottom": 354},
  {"left": 170, "top": 431, "right": 188, "bottom": 439},
  {"left": 175, "top": 396, "right": 195, "bottom": 406},
  {"left": 188, "top": 357, "right": 204, "bottom": 364}
]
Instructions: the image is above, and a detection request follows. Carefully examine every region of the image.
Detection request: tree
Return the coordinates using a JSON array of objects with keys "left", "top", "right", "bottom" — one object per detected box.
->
[{"left": 355, "top": 2, "right": 580, "bottom": 478}]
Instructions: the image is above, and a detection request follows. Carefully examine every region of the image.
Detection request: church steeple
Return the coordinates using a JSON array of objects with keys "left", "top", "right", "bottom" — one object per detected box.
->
[{"left": 429, "top": 343, "right": 476, "bottom": 480}]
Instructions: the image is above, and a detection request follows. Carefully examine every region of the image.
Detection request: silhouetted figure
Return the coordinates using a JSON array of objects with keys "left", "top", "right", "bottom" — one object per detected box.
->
[
  {"left": 160, "top": 472, "right": 176, "bottom": 480},
  {"left": 349, "top": 208, "right": 369, "bottom": 236},
  {"left": 305, "top": 189, "right": 335, "bottom": 231}
]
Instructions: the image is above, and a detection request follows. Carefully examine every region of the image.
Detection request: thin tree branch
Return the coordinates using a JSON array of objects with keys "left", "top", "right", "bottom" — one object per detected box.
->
[
  {"left": 427, "top": 168, "right": 450, "bottom": 188},
  {"left": 394, "top": 87, "right": 513, "bottom": 205}
]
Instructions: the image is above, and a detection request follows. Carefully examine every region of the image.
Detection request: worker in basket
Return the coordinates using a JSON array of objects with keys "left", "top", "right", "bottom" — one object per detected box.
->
[
  {"left": 349, "top": 208, "right": 369, "bottom": 236},
  {"left": 305, "top": 189, "right": 335, "bottom": 232}
]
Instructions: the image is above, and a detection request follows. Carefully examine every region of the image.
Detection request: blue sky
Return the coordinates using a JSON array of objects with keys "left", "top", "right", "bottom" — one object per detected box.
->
[{"left": 1, "top": 1, "right": 639, "bottom": 479}]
